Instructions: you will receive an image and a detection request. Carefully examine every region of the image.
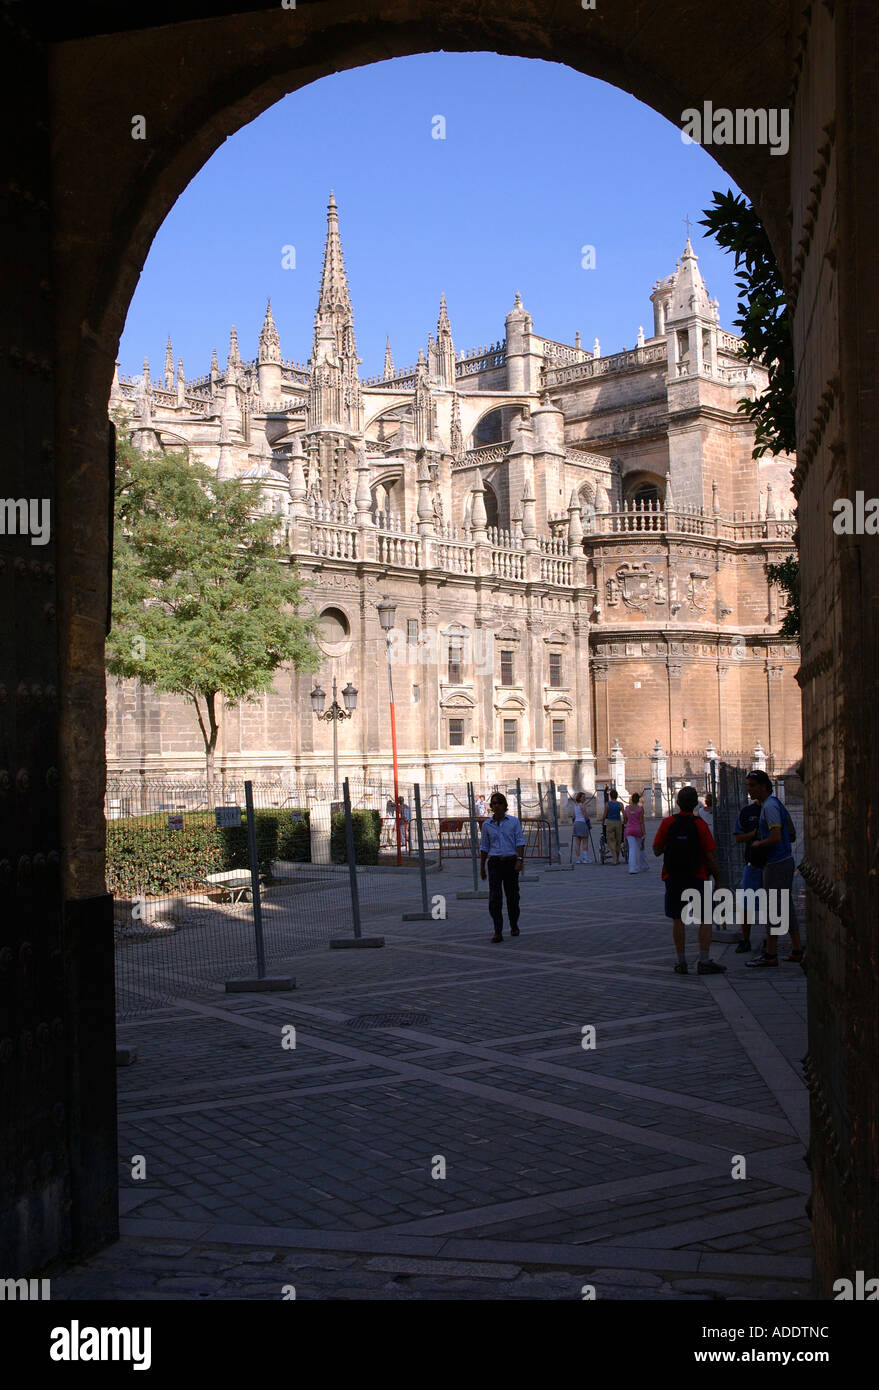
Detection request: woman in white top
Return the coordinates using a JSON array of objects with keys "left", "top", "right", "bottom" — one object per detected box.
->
[{"left": 571, "top": 791, "right": 593, "bottom": 864}]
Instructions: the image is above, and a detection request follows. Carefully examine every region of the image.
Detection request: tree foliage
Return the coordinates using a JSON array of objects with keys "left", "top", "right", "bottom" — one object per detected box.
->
[
  {"left": 106, "top": 431, "right": 320, "bottom": 794},
  {"left": 702, "top": 192, "right": 799, "bottom": 637},
  {"left": 765, "top": 554, "right": 800, "bottom": 639},
  {"left": 700, "top": 190, "right": 795, "bottom": 458}
]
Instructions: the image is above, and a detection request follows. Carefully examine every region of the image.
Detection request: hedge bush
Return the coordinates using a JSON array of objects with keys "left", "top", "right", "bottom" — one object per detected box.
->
[
  {"left": 106, "top": 807, "right": 311, "bottom": 897},
  {"left": 330, "top": 809, "right": 381, "bottom": 865},
  {"left": 277, "top": 811, "right": 310, "bottom": 862}
]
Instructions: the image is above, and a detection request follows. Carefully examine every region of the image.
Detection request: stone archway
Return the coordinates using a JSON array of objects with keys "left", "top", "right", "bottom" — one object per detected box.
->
[{"left": 4, "top": 0, "right": 875, "bottom": 1287}]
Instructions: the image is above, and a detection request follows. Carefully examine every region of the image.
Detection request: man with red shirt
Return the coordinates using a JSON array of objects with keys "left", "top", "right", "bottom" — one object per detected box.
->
[{"left": 653, "top": 784, "right": 726, "bottom": 976}]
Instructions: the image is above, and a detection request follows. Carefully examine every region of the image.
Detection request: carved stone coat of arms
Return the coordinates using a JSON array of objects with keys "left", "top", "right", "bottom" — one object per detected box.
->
[{"left": 614, "top": 562, "right": 654, "bottom": 612}]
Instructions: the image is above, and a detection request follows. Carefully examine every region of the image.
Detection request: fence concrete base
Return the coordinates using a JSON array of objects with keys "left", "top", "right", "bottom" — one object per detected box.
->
[
  {"left": 225, "top": 975, "right": 296, "bottom": 991},
  {"left": 329, "top": 937, "right": 385, "bottom": 949}
]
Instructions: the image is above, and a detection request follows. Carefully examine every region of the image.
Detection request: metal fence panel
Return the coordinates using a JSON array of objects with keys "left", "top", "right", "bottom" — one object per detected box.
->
[{"left": 107, "top": 777, "right": 428, "bottom": 1018}]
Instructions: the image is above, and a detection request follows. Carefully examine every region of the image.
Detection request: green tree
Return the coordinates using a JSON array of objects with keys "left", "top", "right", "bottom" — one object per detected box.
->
[
  {"left": 700, "top": 190, "right": 795, "bottom": 457},
  {"left": 106, "top": 431, "right": 320, "bottom": 802},
  {"left": 765, "top": 554, "right": 800, "bottom": 639},
  {"left": 701, "top": 191, "right": 799, "bottom": 636}
]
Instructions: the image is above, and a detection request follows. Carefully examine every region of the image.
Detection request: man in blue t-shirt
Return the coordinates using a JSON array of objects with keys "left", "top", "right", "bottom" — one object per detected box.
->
[
  {"left": 744, "top": 770, "right": 803, "bottom": 969},
  {"left": 602, "top": 788, "right": 624, "bottom": 864},
  {"left": 732, "top": 798, "right": 762, "bottom": 952}
]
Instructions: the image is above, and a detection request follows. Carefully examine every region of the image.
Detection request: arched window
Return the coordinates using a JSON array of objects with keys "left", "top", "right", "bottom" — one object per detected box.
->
[
  {"left": 483, "top": 482, "right": 500, "bottom": 530},
  {"left": 372, "top": 477, "right": 401, "bottom": 521},
  {"left": 471, "top": 406, "right": 518, "bottom": 449},
  {"left": 633, "top": 484, "right": 660, "bottom": 508}
]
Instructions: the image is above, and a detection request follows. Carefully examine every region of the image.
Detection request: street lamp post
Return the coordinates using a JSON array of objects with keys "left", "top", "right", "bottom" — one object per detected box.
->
[
  {"left": 311, "top": 677, "right": 358, "bottom": 799},
  {"left": 377, "top": 597, "right": 402, "bottom": 866}
]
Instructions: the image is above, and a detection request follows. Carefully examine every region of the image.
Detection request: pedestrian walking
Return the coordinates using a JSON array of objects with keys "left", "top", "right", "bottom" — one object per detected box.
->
[
  {"left": 571, "top": 791, "right": 593, "bottom": 864},
  {"left": 602, "top": 787, "right": 624, "bottom": 864},
  {"left": 732, "top": 794, "right": 763, "bottom": 952},
  {"left": 623, "top": 792, "right": 649, "bottom": 873},
  {"left": 384, "top": 796, "right": 397, "bottom": 849},
  {"left": 396, "top": 796, "right": 411, "bottom": 850},
  {"left": 744, "top": 769, "right": 803, "bottom": 969},
  {"left": 474, "top": 793, "right": 487, "bottom": 819},
  {"left": 653, "top": 784, "right": 726, "bottom": 975},
  {"left": 479, "top": 792, "right": 525, "bottom": 942}
]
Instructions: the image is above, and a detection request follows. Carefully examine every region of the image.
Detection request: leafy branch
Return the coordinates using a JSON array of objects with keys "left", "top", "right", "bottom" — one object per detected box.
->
[{"left": 700, "top": 190, "right": 795, "bottom": 458}]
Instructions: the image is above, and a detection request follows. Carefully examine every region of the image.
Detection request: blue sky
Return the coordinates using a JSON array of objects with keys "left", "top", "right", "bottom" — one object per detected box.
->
[{"left": 119, "top": 52, "right": 744, "bottom": 382}]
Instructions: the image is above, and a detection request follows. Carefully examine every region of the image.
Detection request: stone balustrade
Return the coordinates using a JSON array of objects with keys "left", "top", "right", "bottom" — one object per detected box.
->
[
  {"left": 490, "top": 546, "right": 526, "bottom": 580},
  {"left": 588, "top": 501, "right": 795, "bottom": 540},
  {"left": 306, "top": 519, "right": 358, "bottom": 559},
  {"left": 542, "top": 342, "right": 668, "bottom": 386},
  {"left": 434, "top": 540, "right": 475, "bottom": 574},
  {"left": 456, "top": 346, "right": 506, "bottom": 376},
  {"left": 453, "top": 441, "right": 512, "bottom": 470},
  {"left": 539, "top": 553, "right": 573, "bottom": 585},
  {"left": 541, "top": 338, "right": 590, "bottom": 365},
  {"left": 377, "top": 530, "right": 421, "bottom": 567}
]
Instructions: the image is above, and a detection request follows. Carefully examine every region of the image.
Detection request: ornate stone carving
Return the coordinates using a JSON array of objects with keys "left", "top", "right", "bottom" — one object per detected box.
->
[
  {"left": 687, "top": 570, "right": 711, "bottom": 611},
  {"left": 615, "top": 562, "right": 654, "bottom": 612}
]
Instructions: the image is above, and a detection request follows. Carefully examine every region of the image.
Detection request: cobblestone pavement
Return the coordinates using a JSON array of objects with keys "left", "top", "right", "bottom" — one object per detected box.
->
[{"left": 48, "top": 831, "right": 813, "bottom": 1300}]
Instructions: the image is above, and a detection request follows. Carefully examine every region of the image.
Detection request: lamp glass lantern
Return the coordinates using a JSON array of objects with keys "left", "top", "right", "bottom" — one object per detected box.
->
[
  {"left": 377, "top": 598, "right": 397, "bottom": 633},
  {"left": 310, "top": 684, "right": 326, "bottom": 714}
]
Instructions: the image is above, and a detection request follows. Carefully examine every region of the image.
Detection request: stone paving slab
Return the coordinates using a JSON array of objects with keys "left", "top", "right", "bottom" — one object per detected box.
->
[{"left": 48, "top": 847, "right": 813, "bottom": 1300}]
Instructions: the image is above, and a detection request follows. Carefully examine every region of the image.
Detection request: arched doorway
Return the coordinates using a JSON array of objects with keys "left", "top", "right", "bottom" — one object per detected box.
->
[{"left": 8, "top": 0, "right": 870, "bottom": 1289}]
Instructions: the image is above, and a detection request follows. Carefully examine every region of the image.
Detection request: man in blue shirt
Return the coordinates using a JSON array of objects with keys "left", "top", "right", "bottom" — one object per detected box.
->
[
  {"left": 732, "top": 797, "right": 763, "bottom": 952},
  {"left": 479, "top": 793, "right": 526, "bottom": 942},
  {"left": 602, "top": 787, "right": 624, "bottom": 864},
  {"left": 744, "top": 769, "right": 803, "bottom": 969}
]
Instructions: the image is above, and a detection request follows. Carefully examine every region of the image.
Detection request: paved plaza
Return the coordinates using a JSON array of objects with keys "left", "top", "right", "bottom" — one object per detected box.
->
[{"left": 50, "top": 826, "right": 813, "bottom": 1301}]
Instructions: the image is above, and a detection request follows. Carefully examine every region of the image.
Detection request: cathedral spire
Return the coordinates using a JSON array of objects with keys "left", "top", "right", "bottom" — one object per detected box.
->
[
  {"left": 667, "top": 234, "right": 713, "bottom": 322},
  {"left": 383, "top": 336, "right": 394, "bottom": 380},
  {"left": 434, "top": 292, "right": 456, "bottom": 386},
  {"left": 313, "top": 190, "right": 357, "bottom": 361},
  {"left": 437, "top": 292, "right": 451, "bottom": 336},
  {"left": 413, "top": 347, "right": 435, "bottom": 443},
  {"left": 259, "top": 299, "right": 281, "bottom": 363},
  {"left": 164, "top": 336, "right": 174, "bottom": 388},
  {"left": 226, "top": 326, "right": 241, "bottom": 384}
]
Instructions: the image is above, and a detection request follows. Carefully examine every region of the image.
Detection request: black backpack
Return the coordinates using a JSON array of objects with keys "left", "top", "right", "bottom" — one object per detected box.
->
[{"left": 663, "top": 814, "right": 702, "bottom": 876}]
